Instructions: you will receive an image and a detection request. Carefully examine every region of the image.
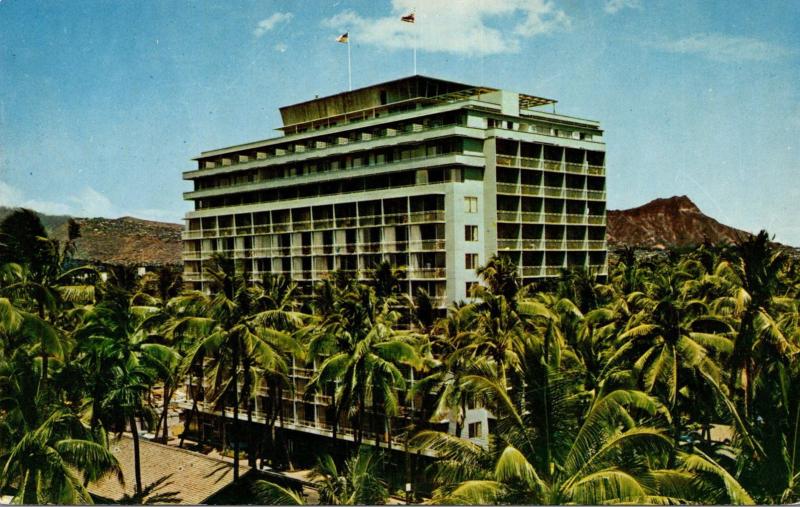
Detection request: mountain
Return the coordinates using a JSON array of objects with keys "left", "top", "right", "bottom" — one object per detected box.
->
[
  {"left": 52, "top": 216, "right": 183, "bottom": 267},
  {"left": 606, "top": 195, "right": 751, "bottom": 249},
  {"left": 0, "top": 207, "right": 182, "bottom": 267},
  {"left": 0, "top": 195, "right": 779, "bottom": 267}
]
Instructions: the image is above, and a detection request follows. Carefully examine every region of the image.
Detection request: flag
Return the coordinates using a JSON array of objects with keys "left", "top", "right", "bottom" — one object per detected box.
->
[
  {"left": 336, "top": 32, "right": 349, "bottom": 43},
  {"left": 401, "top": 12, "right": 415, "bottom": 23}
]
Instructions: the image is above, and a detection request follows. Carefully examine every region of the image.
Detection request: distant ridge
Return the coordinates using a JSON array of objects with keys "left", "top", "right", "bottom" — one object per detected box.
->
[
  {"left": 0, "top": 207, "right": 182, "bottom": 267},
  {"left": 0, "top": 196, "right": 785, "bottom": 267},
  {"left": 607, "top": 195, "right": 751, "bottom": 249},
  {"left": 52, "top": 216, "right": 182, "bottom": 267}
]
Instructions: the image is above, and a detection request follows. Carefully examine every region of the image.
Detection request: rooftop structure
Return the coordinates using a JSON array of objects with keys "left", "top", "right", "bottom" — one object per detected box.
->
[{"left": 182, "top": 75, "right": 608, "bottom": 309}]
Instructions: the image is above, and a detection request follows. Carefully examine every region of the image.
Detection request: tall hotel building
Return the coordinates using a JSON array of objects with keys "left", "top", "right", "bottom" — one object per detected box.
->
[{"left": 181, "top": 76, "right": 607, "bottom": 307}]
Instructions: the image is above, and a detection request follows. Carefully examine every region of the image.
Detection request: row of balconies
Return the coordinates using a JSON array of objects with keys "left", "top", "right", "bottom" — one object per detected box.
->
[
  {"left": 182, "top": 267, "right": 448, "bottom": 282},
  {"left": 496, "top": 155, "right": 605, "bottom": 176},
  {"left": 495, "top": 183, "right": 606, "bottom": 200},
  {"left": 188, "top": 148, "right": 474, "bottom": 200},
  {"left": 199, "top": 122, "right": 463, "bottom": 172},
  {"left": 520, "top": 264, "right": 608, "bottom": 277},
  {"left": 496, "top": 211, "right": 606, "bottom": 225},
  {"left": 182, "top": 239, "right": 447, "bottom": 260},
  {"left": 182, "top": 211, "right": 446, "bottom": 240},
  {"left": 496, "top": 239, "right": 607, "bottom": 250}
]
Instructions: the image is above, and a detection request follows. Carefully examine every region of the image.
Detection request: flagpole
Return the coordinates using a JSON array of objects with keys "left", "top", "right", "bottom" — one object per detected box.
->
[
  {"left": 413, "top": 8, "right": 417, "bottom": 75},
  {"left": 413, "top": 31, "right": 417, "bottom": 75},
  {"left": 347, "top": 36, "right": 352, "bottom": 91}
]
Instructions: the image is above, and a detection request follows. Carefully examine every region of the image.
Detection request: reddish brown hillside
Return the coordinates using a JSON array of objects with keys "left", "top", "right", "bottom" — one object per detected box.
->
[
  {"left": 53, "top": 216, "right": 182, "bottom": 267},
  {"left": 607, "top": 196, "right": 751, "bottom": 249}
]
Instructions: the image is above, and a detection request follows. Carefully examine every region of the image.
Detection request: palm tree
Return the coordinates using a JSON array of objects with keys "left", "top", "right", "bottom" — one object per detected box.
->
[
  {"left": 102, "top": 364, "right": 154, "bottom": 497},
  {"left": 178, "top": 256, "right": 302, "bottom": 477},
  {"left": 0, "top": 410, "right": 123, "bottom": 504},
  {"left": 307, "top": 285, "right": 419, "bottom": 447},
  {"left": 476, "top": 255, "right": 521, "bottom": 304},
  {"left": 721, "top": 230, "right": 796, "bottom": 417},
  {"left": 253, "top": 447, "right": 389, "bottom": 505}
]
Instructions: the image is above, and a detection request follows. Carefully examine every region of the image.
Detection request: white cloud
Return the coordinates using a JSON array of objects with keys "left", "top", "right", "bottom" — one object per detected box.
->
[
  {"left": 654, "top": 33, "right": 795, "bottom": 62},
  {"left": 0, "top": 180, "right": 72, "bottom": 215},
  {"left": 322, "top": 0, "right": 570, "bottom": 56},
  {"left": 0, "top": 180, "right": 182, "bottom": 223},
  {"left": 274, "top": 42, "right": 288, "bottom": 53},
  {"left": 604, "top": 0, "right": 640, "bottom": 14},
  {"left": 253, "top": 12, "right": 293, "bottom": 38},
  {"left": 67, "top": 186, "right": 116, "bottom": 218}
]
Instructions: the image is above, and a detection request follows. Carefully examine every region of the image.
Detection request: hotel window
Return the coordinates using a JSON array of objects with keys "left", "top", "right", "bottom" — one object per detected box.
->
[
  {"left": 468, "top": 421, "right": 483, "bottom": 439},
  {"left": 465, "top": 253, "right": 478, "bottom": 270},
  {"left": 465, "top": 225, "right": 478, "bottom": 242},
  {"left": 466, "top": 281, "right": 478, "bottom": 296},
  {"left": 465, "top": 196, "right": 478, "bottom": 213}
]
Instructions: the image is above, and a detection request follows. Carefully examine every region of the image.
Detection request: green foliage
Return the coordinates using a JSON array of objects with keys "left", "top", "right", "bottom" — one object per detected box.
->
[{"left": 0, "top": 232, "right": 799, "bottom": 504}]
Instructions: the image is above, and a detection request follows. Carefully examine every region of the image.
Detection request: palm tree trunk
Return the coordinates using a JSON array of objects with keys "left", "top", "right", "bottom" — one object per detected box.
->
[
  {"left": 161, "top": 382, "right": 173, "bottom": 442},
  {"left": 130, "top": 413, "right": 143, "bottom": 496},
  {"left": 242, "top": 368, "right": 256, "bottom": 468},
  {"left": 386, "top": 414, "right": 392, "bottom": 452},
  {"left": 332, "top": 400, "right": 338, "bottom": 443},
  {"left": 38, "top": 304, "right": 48, "bottom": 391},
  {"left": 231, "top": 337, "right": 241, "bottom": 481},
  {"left": 180, "top": 397, "right": 199, "bottom": 449},
  {"left": 155, "top": 382, "right": 172, "bottom": 443}
]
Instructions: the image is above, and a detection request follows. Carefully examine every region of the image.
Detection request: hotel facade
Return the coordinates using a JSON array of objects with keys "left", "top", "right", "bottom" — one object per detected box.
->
[
  {"left": 179, "top": 76, "right": 607, "bottom": 449},
  {"left": 182, "top": 75, "right": 607, "bottom": 308}
]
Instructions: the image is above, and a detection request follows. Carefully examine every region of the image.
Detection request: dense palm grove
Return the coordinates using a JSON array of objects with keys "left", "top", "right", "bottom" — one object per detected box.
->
[{"left": 1, "top": 207, "right": 799, "bottom": 505}]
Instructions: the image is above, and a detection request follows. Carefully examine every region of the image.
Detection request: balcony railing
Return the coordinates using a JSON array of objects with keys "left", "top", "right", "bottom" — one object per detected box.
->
[
  {"left": 196, "top": 121, "right": 464, "bottom": 174},
  {"left": 190, "top": 148, "right": 475, "bottom": 200},
  {"left": 497, "top": 211, "right": 519, "bottom": 222},
  {"left": 407, "top": 267, "right": 446, "bottom": 279},
  {"left": 497, "top": 155, "right": 606, "bottom": 177},
  {"left": 497, "top": 239, "right": 519, "bottom": 250}
]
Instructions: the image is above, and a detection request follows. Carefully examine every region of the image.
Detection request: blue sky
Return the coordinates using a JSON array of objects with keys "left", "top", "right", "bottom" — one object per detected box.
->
[{"left": 1, "top": 1, "right": 799, "bottom": 244}]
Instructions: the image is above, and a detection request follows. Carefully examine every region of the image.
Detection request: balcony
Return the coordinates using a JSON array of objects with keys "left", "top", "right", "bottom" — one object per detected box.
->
[
  {"left": 407, "top": 267, "right": 446, "bottom": 279},
  {"left": 564, "top": 162, "right": 584, "bottom": 174},
  {"left": 497, "top": 239, "right": 519, "bottom": 250},
  {"left": 522, "top": 266, "right": 544, "bottom": 277},
  {"left": 292, "top": 220, "right": 312, "bottom": 231},
  {"left": 520, "top": 211, "right": 542, "bottom": 222},
  {"left": 544, "top": 213, "right": 564, "bottom": 224},
  {"left": 183, "top": 272, "right": 203, "bottom": 282},
  {"left": 497, "top": 210, "right": 519, "bottom": 222},
  {"left": 496, "top": 182, "right": 519, "bottom": 194},
  {"left": 542, "top": 160, "right": 562, "bottom": 172},
  {"left": 409, "top": 210, "right": 446, "bottom": 223},
  {"left": 408, "top": 239, "right": 446, "bottom": 251}
]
